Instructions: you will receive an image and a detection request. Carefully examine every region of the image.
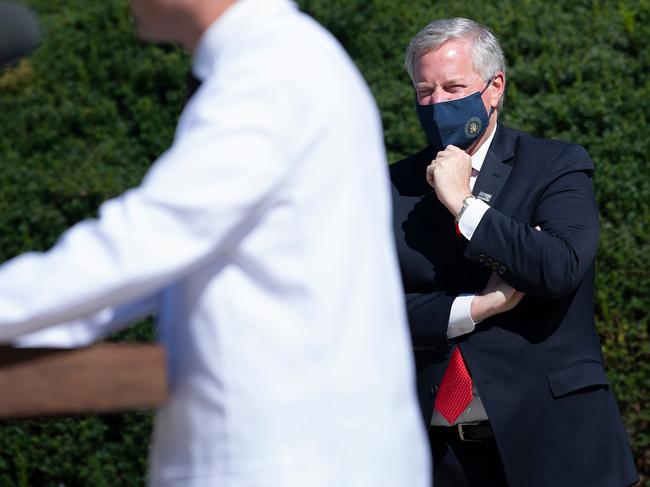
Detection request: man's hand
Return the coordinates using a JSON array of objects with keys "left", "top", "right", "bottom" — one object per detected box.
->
[
  {"left": 470, "top": 272, "right": 525, "bottom": 322},
  {"left": 426, "top": 145, "right": 473, "bottom": 217}
]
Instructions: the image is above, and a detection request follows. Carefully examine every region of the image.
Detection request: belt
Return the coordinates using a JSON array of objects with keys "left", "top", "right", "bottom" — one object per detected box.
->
[{"left": 431, "top": 421, "right": 493, "bottom": 442}]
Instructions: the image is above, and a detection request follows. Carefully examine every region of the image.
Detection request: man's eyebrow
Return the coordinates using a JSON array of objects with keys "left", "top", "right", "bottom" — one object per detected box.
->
[
  {"left": 414, "top": 78, "right": 468, "bottom": 87},
  {"left": 442, "top": 77, "right": 468, "bottom": 84}
]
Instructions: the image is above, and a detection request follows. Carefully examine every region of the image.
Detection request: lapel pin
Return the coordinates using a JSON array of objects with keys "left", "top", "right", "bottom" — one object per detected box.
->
[{"left": 477, "top": 191, "right": 492, "bottom": 203}]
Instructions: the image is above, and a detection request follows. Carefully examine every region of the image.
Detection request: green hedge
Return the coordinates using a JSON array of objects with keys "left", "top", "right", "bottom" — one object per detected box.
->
[{"left": 0, "top": 0, "right": 647, "bottom": 485}]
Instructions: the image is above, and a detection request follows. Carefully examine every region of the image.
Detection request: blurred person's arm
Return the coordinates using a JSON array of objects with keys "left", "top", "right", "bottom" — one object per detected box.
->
[
  {"left": 12, "top": 294, "right": 157, "bottom": 347},
  {"left": 0, "top": 72, "right": 295, "bottom": 342}
]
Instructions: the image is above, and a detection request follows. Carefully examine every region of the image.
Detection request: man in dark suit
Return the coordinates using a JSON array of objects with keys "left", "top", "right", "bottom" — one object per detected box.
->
[{"left": 390, "top": 17, "right": 638, "bottom": 487}]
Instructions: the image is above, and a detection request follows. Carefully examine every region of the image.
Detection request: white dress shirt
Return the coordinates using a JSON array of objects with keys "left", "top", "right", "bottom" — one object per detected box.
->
[
  {"left": 446, "top": 125, "right": 497, "bottom": 339},
  {"left": 0, "top": 1, "right": 430, "bottom": 485}
]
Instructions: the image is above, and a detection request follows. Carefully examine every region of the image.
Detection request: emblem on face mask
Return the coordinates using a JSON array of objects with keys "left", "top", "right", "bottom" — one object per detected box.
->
[{"left": 465, "top": 117, "right": 482, "bottom": 138}]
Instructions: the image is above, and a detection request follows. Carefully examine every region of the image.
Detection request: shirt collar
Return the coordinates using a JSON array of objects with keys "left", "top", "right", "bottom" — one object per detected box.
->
[
  {"left": 191, "top": 0, "right": 293, "bottom": 82},
  {"left": 470, "top": 123, "right": 498, "bottom": 172},
  {"left": 191, "top": 0, "right": 247, "bottom": 82}
]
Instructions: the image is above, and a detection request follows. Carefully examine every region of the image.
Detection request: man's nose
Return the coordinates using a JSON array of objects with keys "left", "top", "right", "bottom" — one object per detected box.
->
[{"left": 431, "top": 91, "right": 451, "bottom": 104}]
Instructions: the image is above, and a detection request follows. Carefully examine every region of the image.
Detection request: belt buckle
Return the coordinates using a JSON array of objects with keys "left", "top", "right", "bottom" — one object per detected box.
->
[{"left": 457, "top": 421, "right": 484, "bottom": 442}]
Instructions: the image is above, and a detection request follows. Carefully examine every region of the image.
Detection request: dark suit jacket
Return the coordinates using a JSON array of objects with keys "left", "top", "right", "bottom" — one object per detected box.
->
[{"left": 390, "top": 124, "right": 638, "bottom": 487}]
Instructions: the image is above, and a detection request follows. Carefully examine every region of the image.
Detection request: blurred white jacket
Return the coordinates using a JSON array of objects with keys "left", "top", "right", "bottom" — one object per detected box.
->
[{"left": 1, "top": 0, "right": 430, "bottom": 485}]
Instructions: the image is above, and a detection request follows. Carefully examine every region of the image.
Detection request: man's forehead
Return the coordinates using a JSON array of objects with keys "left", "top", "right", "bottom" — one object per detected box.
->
[
  {"left": 433, "top": 39, "right": 473, "bottom": 61},
  {"left": 414, "top": 40, "right": 477, "bottom": 82}
]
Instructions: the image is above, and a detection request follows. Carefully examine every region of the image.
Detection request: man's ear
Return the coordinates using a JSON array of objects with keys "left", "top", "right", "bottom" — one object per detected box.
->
[{"left": 490, "top": 71, "right": 505, "bottom": 109}]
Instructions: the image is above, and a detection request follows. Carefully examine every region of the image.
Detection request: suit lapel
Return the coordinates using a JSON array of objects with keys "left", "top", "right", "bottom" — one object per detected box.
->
[{"left": 472, "top": 125, "right": 516, "bottom": 207}]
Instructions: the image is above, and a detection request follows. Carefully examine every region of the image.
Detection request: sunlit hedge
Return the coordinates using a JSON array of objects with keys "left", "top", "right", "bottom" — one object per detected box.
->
[{"left": 0, "top": 0, "right": 647, "bottom": 485}]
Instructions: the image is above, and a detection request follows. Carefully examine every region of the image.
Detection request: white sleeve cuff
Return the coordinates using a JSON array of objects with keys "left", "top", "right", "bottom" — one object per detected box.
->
[
  {"left": 458, "top": 198, "right": 490, "bottom": 240},
  {"left": 447, "top": 294, "right": 477, "bottom": 339}
]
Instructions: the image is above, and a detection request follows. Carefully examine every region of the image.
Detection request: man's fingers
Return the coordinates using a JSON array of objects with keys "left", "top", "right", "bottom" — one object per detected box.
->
[
  {"left": 425, "top": 164, "right": 436, "bottom": 187},
  {"left": 436, "top": 145, "right": 462, "bottom": 159}
]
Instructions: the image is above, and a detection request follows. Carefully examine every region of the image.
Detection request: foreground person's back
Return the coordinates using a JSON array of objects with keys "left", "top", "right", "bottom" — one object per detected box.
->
[
  {"left": 1, "top": 0, "right": 430, "bottom": 485},
  {"left": 148, "top": 2, "right": 430, "bottom": 485}
]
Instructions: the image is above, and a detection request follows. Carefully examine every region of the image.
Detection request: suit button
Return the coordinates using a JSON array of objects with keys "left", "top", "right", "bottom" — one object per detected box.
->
[
  {"left": 485, "top": 257, "right": 493, "bottom": 266},
  {"left": 478, "top": 254, "right": 486, "bottom": 263},
  {"left": 492, "top": 262, "right": 500, "bottom": 271},
  {"left": 498, "top": 265, "right": 506, "bottom": 275},
  {"left": 429, "top": 385, "right": 438, "bottom": 398}
]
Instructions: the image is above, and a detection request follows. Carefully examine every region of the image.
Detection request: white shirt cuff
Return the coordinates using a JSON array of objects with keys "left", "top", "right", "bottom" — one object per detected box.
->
[
  {"left": 447, "top": 294, "right": 477, "bottom": 339},
  {"left": 458, "top": 198, "right": 490, "bottom": 240}
]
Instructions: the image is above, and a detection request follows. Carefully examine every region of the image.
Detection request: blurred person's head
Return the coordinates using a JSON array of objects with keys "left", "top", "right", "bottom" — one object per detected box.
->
[
  {"left": 130, "top": 0, "right": 238, "bottom": 50},
  {"left": 0, "top": 2, "right": 41, "bottom": 68}
]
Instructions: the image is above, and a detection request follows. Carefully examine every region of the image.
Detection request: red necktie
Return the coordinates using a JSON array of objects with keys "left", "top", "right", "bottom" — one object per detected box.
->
[
  {"left": 434, "top": 346, "right": 473, "bottom": 424},
  {"left": 454, "top": 221, "right": 463, "bottom": 239}
]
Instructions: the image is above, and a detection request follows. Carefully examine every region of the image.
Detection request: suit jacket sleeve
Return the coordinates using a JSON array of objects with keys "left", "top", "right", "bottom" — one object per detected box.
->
[
  {"left": 405, "top": 291, "right": 455, "bottom": 351},
  {"left": 465, "top": 143, "right": 599, "bottom": 299}
]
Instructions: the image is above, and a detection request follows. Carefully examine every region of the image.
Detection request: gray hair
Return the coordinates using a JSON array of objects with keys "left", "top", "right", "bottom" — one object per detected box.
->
[{"left": 405, "top": 18, "right": 506, "bottom": 109}]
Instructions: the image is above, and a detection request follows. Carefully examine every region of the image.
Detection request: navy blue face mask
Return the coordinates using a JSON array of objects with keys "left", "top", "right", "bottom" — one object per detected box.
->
[{"left": 415, "top": 80, "right": 494, "bottom": 150}]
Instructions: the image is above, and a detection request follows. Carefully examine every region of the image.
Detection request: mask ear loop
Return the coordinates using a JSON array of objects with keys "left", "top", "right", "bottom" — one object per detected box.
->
[
  {"left": 480, "top": 78, "right": 493, "bottom": 94},
  {"left": 481, "top": 77, "right": 497, "bottom": 118}
]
